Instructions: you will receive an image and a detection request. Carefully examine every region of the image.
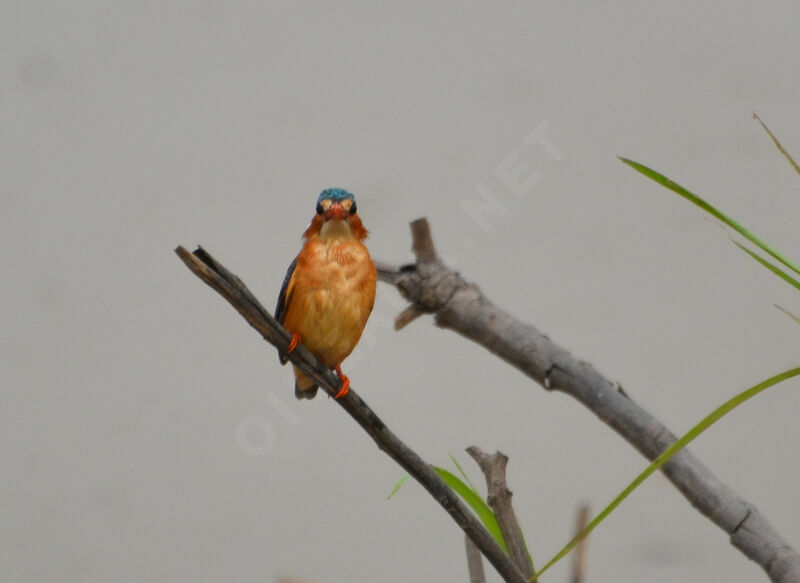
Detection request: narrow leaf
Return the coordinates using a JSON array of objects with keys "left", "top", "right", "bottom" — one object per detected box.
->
[
  {"left": 753, "top": 112, "right": 800, "bottom": 176},
  {"left": 435, "top": 467, "right": 510, "bottom": 554},
  {"left": 387, "top": 474, "right": 409, "bottom": 499},
  {"left": 450, "top": 454, "right": 536, "bottom": 571},
  {"left": 450, "top": 452, "right": 481, "bottom": 496},
  {"left": 619, "top": 157, "right": 800, "bottom": 277},
  {"left": 534, "top": 366, "right": 800, "bottom": 580},
  {"left": 774, "top": 304, "right": 800, "bottom": 326},
  {"left": 733, "top": 241, "right": 800, "bottom": 292}
]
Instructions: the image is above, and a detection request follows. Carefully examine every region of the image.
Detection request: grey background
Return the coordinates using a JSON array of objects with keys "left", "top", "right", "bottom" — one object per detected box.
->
[{"left": 3, "top": 1, "right": 799, "bottom": 582}]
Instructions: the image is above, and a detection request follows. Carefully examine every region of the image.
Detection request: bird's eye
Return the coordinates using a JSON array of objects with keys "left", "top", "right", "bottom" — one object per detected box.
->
[
  {"left": 316, "top": 202, "right": 324, "bottom": 215},
  {"left": 349, "top": 202, "right": 357, "bottom": 215}
]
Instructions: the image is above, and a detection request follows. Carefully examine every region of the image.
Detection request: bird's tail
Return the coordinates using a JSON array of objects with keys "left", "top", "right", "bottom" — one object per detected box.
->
[{"left": 293, "top": 366, "right": 319, "bottom": 400}]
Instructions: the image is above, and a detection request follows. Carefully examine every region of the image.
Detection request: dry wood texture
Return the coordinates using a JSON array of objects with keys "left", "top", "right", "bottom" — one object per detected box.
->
[
  {"left": 376, "top": 218, "right": 800, "bottom": 583},
  {"left": 175, "top": 245, "right": 527, "bottom": 583}
]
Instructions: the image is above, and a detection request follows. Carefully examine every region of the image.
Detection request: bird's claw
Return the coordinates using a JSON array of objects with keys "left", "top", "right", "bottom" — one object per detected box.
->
[
  {"left": 334, "top": 376, "right": 350, "bottom": 399},
  {"left": 333, "top": 365, "right": 350, "bottom": 399},
  {"left": 287, "top": 333, "right": 301, "bottom": 354}
]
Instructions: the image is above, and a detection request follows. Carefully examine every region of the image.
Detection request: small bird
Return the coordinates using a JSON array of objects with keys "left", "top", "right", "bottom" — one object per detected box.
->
[{"left": 275, "top": 189, "right": 377, "bottom": 399}]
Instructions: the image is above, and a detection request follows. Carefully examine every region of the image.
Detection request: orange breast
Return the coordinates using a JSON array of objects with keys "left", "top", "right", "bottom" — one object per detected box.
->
[{"left": 282, "top": 237, "right": 376, "bottom": 367}]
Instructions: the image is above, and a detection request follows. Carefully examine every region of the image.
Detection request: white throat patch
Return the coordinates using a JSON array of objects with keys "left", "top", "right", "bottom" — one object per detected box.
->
[{"left": 320, "top": 219, "right": 353, "bottom": 241}]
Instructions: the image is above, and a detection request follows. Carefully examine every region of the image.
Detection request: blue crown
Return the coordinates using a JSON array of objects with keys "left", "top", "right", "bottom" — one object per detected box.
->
[{"left": 318, "top": 188, "right": 355, "bottom": 204}]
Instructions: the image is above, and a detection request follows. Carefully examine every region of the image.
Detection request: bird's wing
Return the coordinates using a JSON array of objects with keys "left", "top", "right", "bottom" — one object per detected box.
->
[{"left": 275, "top": 256, "right": 298, "bottom": 364}]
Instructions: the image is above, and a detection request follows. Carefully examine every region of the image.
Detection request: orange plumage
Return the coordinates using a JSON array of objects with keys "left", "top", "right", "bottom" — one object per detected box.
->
[{"left": 275, "top": 189, "right": 376, "bottom": 399}]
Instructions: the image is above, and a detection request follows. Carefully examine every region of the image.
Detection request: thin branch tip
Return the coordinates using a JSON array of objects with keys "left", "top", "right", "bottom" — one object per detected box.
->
[
  {"left": 394, "top": 306, "right": 425, "bottom": 330},
  {"left": 409, "top": 217, "right": 438, "bottom": 264},
  {"left": 570, "top": 504, "right": 591, "bottom": 583},
  {"left": 467, "top": 447, "right": 534, "bottom": 580}
]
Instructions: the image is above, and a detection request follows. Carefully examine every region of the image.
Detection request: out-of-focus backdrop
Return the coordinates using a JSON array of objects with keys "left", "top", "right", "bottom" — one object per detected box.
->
[{"left": 3, "top": 2, "right": 799, "bottom": 582}]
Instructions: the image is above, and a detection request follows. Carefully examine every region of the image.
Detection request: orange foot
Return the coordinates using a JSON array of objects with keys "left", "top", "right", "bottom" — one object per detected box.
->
[
  {"left": 286, "top": 333, "right": 301, "bottom": 354},
  {"left": 333, "top": 364, "right": 350, "bottom": 399}
]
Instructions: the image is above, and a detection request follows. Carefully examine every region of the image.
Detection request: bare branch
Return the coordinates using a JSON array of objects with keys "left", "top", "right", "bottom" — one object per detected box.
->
[
  {"left": 374, "top": 260, "right": 405, "bottom": 285},
  {"left": 466, "top": 447, "right": 535, "bottom": 580},
  {"left": 465, "top": 535, "right": 487, "bottom": 583},
  {"left": 175, "top": 245, "right": 527, "bottom": 583},
  {"left": 394, "top": 305, "right": 425, "bottom": 331},
  {"left": 411, "top": 217, "right": 438, "bottom": 263},
  {"left": 379, "top": 219, "right": 800, "bottom": 582},
  {"left": 570, "top": 505, "right": 590, "bottom": 583}
]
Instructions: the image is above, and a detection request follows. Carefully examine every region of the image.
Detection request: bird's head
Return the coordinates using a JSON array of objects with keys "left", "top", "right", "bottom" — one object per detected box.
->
[{"left": 304, "top": 188, "right": 368, "bottom": 241}]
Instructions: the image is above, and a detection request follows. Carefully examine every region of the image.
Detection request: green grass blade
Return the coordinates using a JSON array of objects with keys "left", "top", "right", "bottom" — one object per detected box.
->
[
  {"left": 387, "top": 474, "right": 409, "bottom": 499},
  {"left": 435, "top": 467, "right": 509, "bottom": 554},
  {"left": 390, "top": 465, "right": 515, "bottom": 557},
  {"left": 774, "top": 305, "right": 800, "bottom": 326},
  {"left": 619, "top": 157, "right": 800, "bottom": 277},
  {"left": 753, "top": 113, "right": 800, "bottom": 176},
  {"left": 534, "top": 366, "right": 800, "bottom": 580},
  {"left": 449, "top": 453, "right": 481, "bottom": 495},
  {"left": 733, "top": 241, "right": 800, "bottom": 292}
]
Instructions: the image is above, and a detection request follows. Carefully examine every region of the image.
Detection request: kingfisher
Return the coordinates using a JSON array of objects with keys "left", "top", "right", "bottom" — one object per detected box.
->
[{"left": 274, "top": 189, "right": 377, "bottom": 400}]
